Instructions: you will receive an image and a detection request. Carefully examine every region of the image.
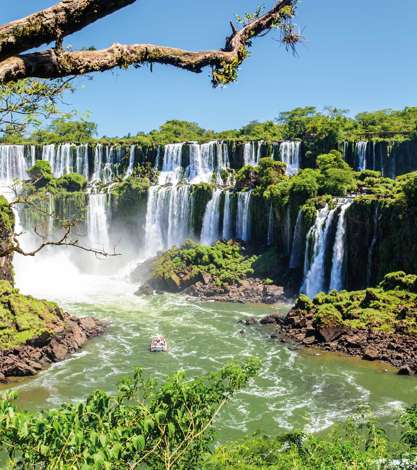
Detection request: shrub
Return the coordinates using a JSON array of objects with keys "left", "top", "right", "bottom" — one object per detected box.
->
[
  {"left": 27, "top": 161, "right": 54, "bottom": 189},
  {"left": 56, "top": 173, "right": 87, "bottom": 192}
]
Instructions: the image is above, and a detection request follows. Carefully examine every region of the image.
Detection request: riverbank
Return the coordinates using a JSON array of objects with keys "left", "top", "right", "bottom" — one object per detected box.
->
[
  {"left": 0, "top": 280, "right": 104, "bottom": 382},
  {"left": 259, "top": 271, "right": 417, "bottom": 375}
]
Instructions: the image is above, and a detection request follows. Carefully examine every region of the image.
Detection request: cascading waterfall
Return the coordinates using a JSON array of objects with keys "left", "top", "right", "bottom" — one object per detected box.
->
[
  {"left": 289, "top": 209, "right": 304, "bottom": 269},
  {"left": 42, "top": 143, "right": 72, "bottom": 177},
  {"left": 243, "top": 142, "right": 259, "bottom": 166},
  {"left": 0, "top": 145, "right": 28, "bottom": 187},
  {"left": 222, "top": 191, "right": 232, "bottom": 240},
  {"left": 280, "top": 141, "right": 300, "bottom": 176},
  {"left": 328, "top": 200, "right": 352, "bottom": 291},
  {"left": 126, "top": 145, "right": 136, "bottom": 177},
  {"left": 159, "top": 143, "right": 184, "bottom": 184},
  {"left": 200, "top": 189, "right": 222, "bottom": 245},
  {"left": 144, "top": 185, "right": 191, "bottom": 257},
  {"left": 236, "top": 191, "right": 252, "bottom": 241},
  {"left": 302, "top": 206, "right": 337, "bottom": 298},
  {"left": 355, "top": 142, "right": 368, "bottom": 171},
  {"left": 87, "top": 192, "right": 111, "bottom": 252},
  {"left": 76, "top": 144, "right": 89, "bottom": 179}
]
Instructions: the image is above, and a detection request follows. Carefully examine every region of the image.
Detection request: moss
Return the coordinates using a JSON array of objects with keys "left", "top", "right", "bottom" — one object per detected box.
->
[
  {"left": 56, "top": 173, "right": 87, "bottom": 192},
  {"left": 0, "top": 196, "right": 14, "bottom": 233},
  {"left": 150, "top": 240, "right": 257, "bottom": 289},
  {"left": 294, "top": 271, "right": 417, "bottom": 335},
  {"left": 0, "top": 281, "right": 63, "bottom": 350}
]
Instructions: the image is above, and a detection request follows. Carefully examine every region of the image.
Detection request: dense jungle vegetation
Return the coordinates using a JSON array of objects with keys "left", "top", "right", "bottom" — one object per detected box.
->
[
  {"left": 3, "top": 106, "right": 417, "bottom": 146},
  {"left": 1, "top": 360, "right": 417, "bottom": 469}
]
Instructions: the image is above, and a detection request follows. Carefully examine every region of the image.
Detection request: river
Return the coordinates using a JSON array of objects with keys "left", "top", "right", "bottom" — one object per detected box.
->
[{"left": 0, "top": 248, "right": 414, "bottom": 442}]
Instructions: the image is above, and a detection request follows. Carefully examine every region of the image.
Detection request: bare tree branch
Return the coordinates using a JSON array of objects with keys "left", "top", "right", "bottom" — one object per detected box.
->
[
  {"left": 0, "top": 0, "right": 135, "bottom": 62},
  {"left": 7, "top": 222, "right": 121, "bottom": 258},
  {"left": 0, "top": 0, "right": 298, "bottom": 86}
]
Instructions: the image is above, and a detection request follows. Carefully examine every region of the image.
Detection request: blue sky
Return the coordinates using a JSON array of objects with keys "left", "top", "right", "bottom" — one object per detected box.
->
[{"left": 2, "top": 0, "right": 417, "bottom": 136}]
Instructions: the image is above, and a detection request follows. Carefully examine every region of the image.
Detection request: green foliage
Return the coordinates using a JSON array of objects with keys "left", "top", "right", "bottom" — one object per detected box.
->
[
  {"left": 0, "top": 281, "right": 61, "bottom": 350},
  {"left": 207, "top": 411, "right": 412, "bottom": 469},
  {"left": 152, "top": 240, "right": 257, "bottom": 288},
  {"left": 111, "top": 163, "right": 159, "bottom": 200},
  {"left": 27, "top": 160, "right": 54, "bottom": 189},
  {"left": 0, "top": 195, "right": 14, "bottom": 232},
  {"left": 293, "top": 271, "right": 417, "bottom": 334},
  {"left": 0, "top": 359, "right": 260, "bottom": 469},
  {"left": 56, "top": 173, "right": 87, "bottom": 192},
  {"left": 288, "top": 168, "right": 319, "bottom": 205},
  {"left": 399, "top": 171, "right": 417, "bottom": 204},
  {"left": 0, "top": 79, "right": 73, "bottom": 141},
  {"left": 30, "top": 117, "right": 97, "bottom": 143},
  {"left": 236, "top": 158, "right": 287, "bottom": 193}
]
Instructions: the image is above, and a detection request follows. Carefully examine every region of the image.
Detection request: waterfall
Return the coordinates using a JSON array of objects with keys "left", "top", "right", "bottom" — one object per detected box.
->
[
  {"left": 42, "top": 143, "right": 73, "bottom": 177},
  {"left": 222, "top": 191, "right": 232, "bottom": 240},
  {"left": 200, "top": 189, "right": 222, "bottom": 245},
  {"left": 329, "top": 200, "right": 352, "bottom": 291},
  {"left": 280, "top": 141, "right": 300, "bottom": 176},
  {"left": 289, "top": 209, "right": 304, "bottom": 269},
  {"left": 356, "top": 142, "right": 368, "bottom": 171},
  {"left": 144, "top": 185, "right": 191, "bottom": 257},
  {"left": 87, "top": 193, "right": 110, "bottom": 251},
  {"left": 92, "top": 144, "right": 120, "bottom": 183},
  {"left": 0, "top": 145, "right": 28, "bottom": 187},
  {"left": 302, "top": 206, "right": 337, "bottom": 298},
  {"left": 30, "top": 145, "right": 36, "bottom": 168},
  {"left": 267, "top": 203, "right": 274, "bottom": 246},
  {"left": 159, "top": 143, "right": 184, "bottom": 185},
  {"left": 126, "top": 145, "right": 136, "bottom": 177},
  {"left": 243, "top": 142, "right": 259, "bottom": 166},
  {"left": 236, "top": 191, "right": 252, "bottom": 241},
  {"left": 76, "top": 144, "right": 89, "bottom": 179}
]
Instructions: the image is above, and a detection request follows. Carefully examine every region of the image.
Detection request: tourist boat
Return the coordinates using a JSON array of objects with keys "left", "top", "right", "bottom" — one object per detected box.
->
[{"left": 149, "top": 335, "right": 168, "bottom": 352}]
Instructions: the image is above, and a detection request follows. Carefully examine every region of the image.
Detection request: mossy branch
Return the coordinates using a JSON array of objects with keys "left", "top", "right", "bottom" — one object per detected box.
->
[{"left": 0, "top": 0, "right": 299, "bottom": 86}]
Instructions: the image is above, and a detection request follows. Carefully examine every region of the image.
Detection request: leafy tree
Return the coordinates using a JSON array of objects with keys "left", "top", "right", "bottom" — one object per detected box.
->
[
  {"left": 27, "top": 161, "right": 54, "bottom": 190},
  {"left": 0, "top": 359, "right": 260, "bottom": 469},
  {"left": 0, "top": 79, "right": 73, "bottom": 140},
  {"left": 147, "top": 120, "right": 211, "bottom": 144},
  {"left": 30, "top": 116, "right": 97, "bottom": 143}
]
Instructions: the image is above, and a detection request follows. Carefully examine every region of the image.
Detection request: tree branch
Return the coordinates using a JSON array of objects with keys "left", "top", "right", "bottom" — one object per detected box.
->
[
  {"left": 0, "top": 0, "right": 298, "bottom": 86},
  {"left": 0, "top": 0, "right": 135, "bottom": 62},
  {"left": 9, "top": 223, "right": 121, "bottom": 258}
]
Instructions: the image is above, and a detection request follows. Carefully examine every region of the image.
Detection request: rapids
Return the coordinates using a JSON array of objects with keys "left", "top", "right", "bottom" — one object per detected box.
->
[{"left": 2, "top": 249, "right": 416, "bottom": 442}]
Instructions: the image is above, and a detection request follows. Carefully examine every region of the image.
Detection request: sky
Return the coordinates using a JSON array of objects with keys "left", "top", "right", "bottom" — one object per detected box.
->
[{"left": 2, "top": 0, "right": 417, "bottom": 136}]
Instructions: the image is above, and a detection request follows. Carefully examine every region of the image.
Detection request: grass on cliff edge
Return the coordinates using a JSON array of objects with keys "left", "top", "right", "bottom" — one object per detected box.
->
[
  {"left": 0, "top": 280, "right": 62, "bottom": 350},
  {"left": 295, "top": 271, "right": 417, "bottom": 335}
]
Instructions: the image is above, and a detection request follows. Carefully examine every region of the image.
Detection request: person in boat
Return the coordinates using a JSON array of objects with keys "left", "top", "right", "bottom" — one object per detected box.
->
[{"left": 150, "top": 335, "right": 168, "bottom": 352}]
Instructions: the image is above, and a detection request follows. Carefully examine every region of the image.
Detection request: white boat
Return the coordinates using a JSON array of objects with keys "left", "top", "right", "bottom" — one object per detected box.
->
[{"left": 149, "top": 335, "right": 168, "bottom": 352}]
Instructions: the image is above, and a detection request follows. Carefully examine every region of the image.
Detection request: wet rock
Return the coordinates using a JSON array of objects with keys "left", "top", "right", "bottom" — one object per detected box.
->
[
  {"left": 318, "top": 325, "right": 345, "bottom": 343},
  {"left": 398, "top": 366, "right": 414, "bottom": 376},
  {"left": 239, "top": 316, "right": 258, "bottom": 325},
  {"left": 0, "top": 314, "right": 104, "bottom": 382},
  {"left": 363, "top": 345, "right": 380, "bottom": 361},
  {"left": 303, "top": 336, "right": 316, "bottom": 345}
]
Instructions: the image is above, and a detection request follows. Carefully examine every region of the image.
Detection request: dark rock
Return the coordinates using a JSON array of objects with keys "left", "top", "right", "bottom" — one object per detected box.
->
[
  {"left": 239, "top": 316, "right": 258, "bottom": 325},
  {"left": 398, "top": 366, "right": 414, "bottom": 376},
  {"left": 0, "top": 314, "right": 104, "bottom": 382},
  {"left": 363, "top": 345, "right": 380, "bottom": 361},
  {"left": 318, "top": 325, "right": 345, "bottom": 343},
  {"left": 303, "top": 336, "right": 316, "bottom": 345}
]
